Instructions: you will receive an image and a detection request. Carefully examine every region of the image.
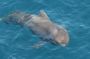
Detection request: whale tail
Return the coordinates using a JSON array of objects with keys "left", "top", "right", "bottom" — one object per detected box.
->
[{"left": 2, "top": 11, "right": 31, "bottom": 25}]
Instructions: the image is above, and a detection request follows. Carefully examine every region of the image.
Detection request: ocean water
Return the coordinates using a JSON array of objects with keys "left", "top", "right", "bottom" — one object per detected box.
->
[{"left": 0, "top": 0, "right": 90, "bottom": 59}]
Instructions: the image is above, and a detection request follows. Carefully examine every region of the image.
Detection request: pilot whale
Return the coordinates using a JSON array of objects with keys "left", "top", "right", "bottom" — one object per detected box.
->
[{"left": 4, "top": 10, "right": 69, "bottom": 47}]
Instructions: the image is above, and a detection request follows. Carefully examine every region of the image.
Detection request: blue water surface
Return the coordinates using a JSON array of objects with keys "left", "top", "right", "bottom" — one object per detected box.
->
[{"left": 0, "top": 0, "right": 90, "bottom": 59}]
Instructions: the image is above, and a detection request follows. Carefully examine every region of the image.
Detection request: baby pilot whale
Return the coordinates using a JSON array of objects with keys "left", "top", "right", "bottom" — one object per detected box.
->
[{"left": 4, "top": 10, "right": 69, "bottom": 47}]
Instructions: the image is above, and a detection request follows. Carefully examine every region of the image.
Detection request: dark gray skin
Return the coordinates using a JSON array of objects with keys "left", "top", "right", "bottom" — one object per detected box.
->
[{"left": 4, "top": 10, "right": 69, "bottom": 47}]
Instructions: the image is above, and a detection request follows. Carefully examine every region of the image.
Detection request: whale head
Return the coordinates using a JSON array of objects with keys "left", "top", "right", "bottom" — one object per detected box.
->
[{"left": 53, "top": 25, "right": 69, "bottom": 47}]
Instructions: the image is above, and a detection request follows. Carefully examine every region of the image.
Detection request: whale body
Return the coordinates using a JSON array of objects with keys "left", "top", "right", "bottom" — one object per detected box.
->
[{"left": 4, "top": 10, "right": 69, "bottom": 47}]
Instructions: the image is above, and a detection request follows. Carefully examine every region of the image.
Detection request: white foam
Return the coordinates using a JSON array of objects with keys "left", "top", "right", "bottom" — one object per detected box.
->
[{"left": 0, "top": 18, "right": 2, "bottom": 21}]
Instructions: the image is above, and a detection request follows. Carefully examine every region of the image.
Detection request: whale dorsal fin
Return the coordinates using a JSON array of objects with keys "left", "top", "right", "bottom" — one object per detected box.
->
[{"left": 39, "top": 10, "right": 49, "bottom": 19}]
